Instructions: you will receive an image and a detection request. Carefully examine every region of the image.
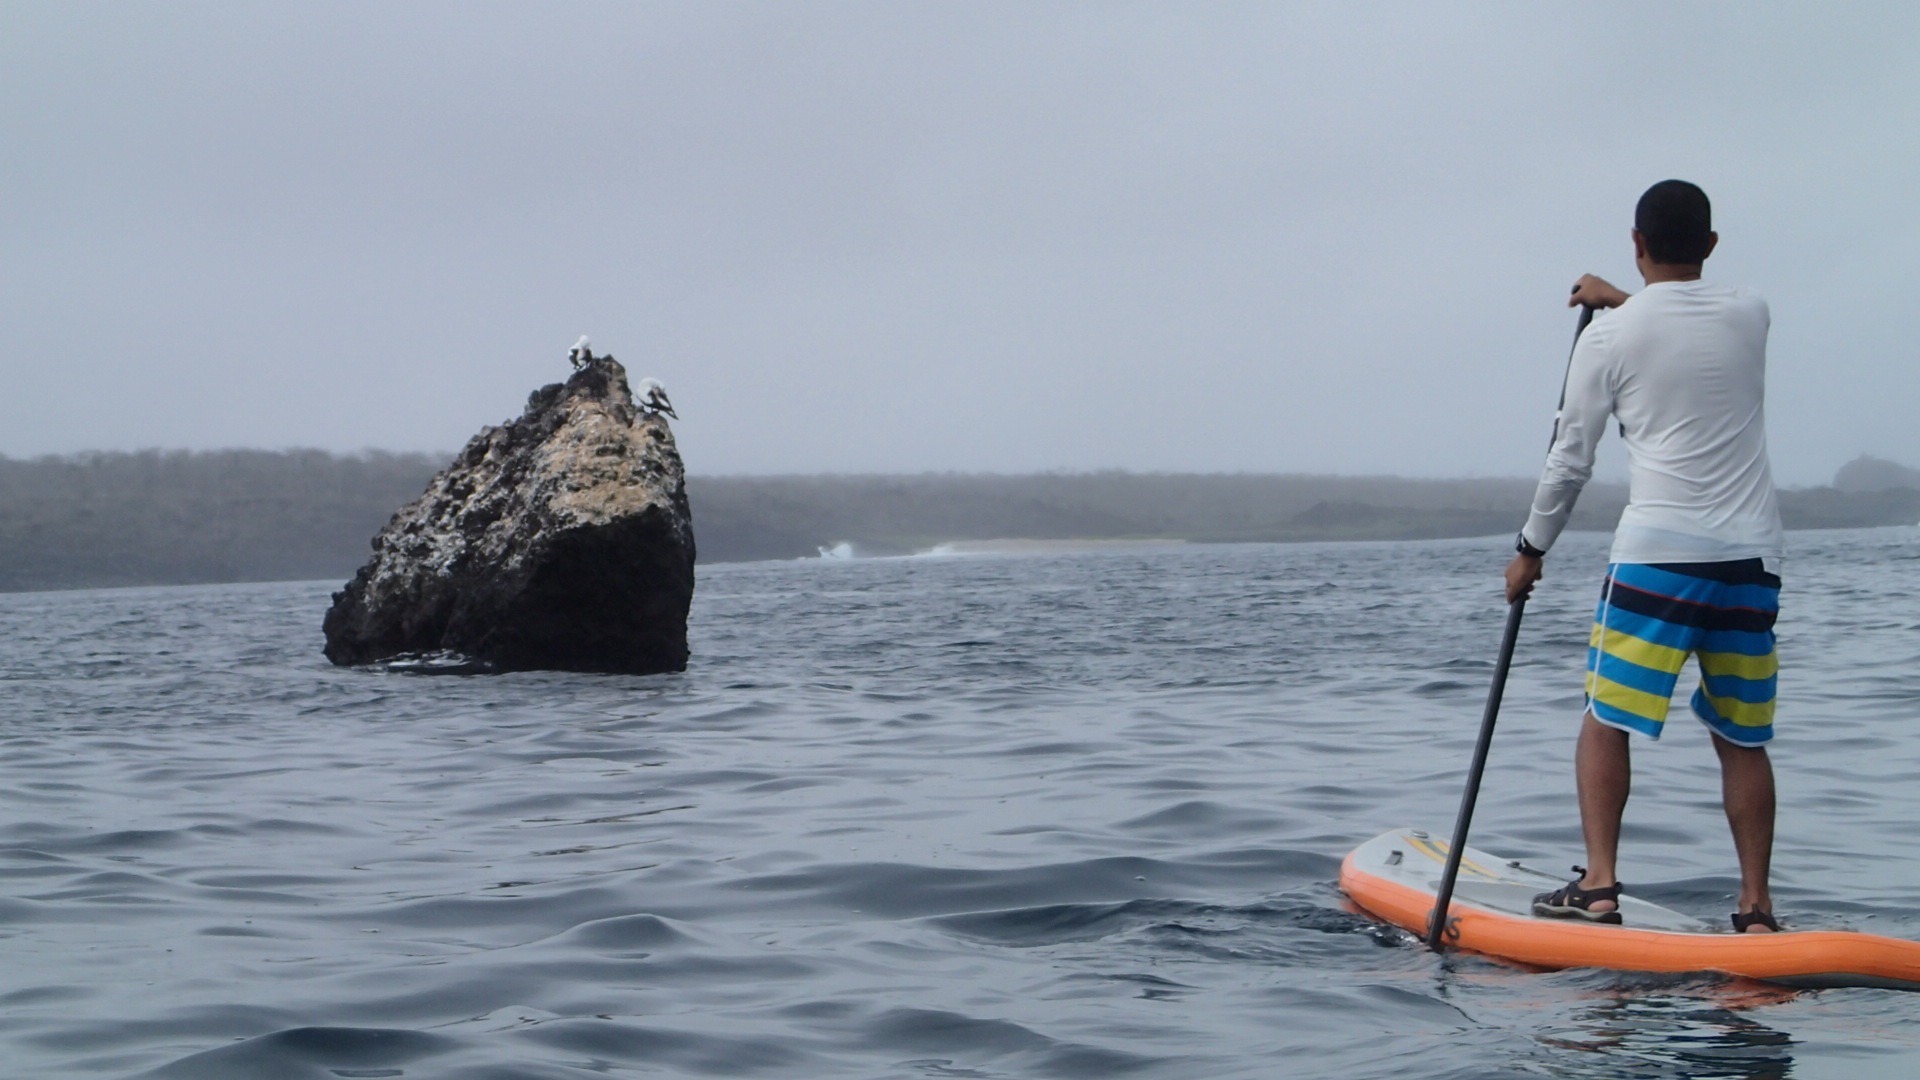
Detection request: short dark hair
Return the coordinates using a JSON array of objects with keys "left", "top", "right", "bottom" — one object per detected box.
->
[{"left": 1635, "top": 180, "right": 1713, "bottom": 264}]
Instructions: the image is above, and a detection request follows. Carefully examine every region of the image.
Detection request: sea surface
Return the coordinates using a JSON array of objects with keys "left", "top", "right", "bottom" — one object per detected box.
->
[{"left": 4, "top": 529, "right": 1920, "bottom": 1079}]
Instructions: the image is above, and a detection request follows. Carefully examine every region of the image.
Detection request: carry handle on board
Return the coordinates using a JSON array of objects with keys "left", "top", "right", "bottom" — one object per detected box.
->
[{"left": 1425, "top": 295, "right": 1596, "bottom": 951}]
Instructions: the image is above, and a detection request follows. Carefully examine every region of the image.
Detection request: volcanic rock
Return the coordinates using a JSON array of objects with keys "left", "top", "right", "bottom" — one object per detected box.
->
[{"left": 322, "top": 356, "right": 694, "bottom": 674}]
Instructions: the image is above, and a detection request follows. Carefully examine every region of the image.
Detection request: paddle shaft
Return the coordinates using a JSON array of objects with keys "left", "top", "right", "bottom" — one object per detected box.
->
[
  {"left": 1425, "top": 597, "right": 1524, "bottom": 948},
  {"left": 1426, "top": 298, "right": 1596, "bottom": 951}
]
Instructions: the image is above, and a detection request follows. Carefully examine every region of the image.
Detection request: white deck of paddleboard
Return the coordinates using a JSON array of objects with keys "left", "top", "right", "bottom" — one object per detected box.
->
[{"left": 1350, "top": 827, "right": 1714, "bottom": 934}]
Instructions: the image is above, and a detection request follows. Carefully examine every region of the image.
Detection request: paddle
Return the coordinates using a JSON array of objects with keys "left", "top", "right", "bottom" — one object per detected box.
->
[{"left": 1425, "top": 296, "right": 1596, "bottom": 951}]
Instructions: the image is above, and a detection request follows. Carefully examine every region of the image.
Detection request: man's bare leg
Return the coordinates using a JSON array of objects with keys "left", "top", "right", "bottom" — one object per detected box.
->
[
  {"left": 1712, "top": 732, "right": 1776, "bottom": 931},
  {"left": 1575, "top": 711, "right": 1630, "bottom": 912}
]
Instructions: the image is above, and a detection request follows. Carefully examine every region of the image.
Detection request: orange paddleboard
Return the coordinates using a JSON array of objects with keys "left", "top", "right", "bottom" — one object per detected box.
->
[{"left": 1342, "top": 828, "right": 1920, "bottom": 991}]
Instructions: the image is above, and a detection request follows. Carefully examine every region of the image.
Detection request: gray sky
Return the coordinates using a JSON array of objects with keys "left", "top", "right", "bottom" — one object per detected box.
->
[{"left": 3, "top": 3, "right": 1915, "bottom": 484}]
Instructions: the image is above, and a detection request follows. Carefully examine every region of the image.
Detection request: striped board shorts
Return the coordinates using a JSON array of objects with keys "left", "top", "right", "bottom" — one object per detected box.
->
[{"left": 1585, "top": 559, "right": 1781, "bottom": 746}]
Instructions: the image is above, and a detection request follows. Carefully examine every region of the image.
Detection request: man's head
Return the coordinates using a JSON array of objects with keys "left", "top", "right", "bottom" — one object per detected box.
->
[{"left": 1633, "top": 180, "right": 1717, "bottom": 271}]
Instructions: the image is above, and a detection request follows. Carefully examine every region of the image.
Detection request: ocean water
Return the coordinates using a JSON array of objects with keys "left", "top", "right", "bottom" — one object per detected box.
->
[{"left": 4, "top": 528, "right": 1920, "bottom": 1079}]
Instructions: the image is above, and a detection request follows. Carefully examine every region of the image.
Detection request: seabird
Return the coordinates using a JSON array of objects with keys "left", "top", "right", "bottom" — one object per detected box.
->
[
  {"left": 569, "top": 335, "right": 593, "bottom": 369},
  {"left": 636, "top": 377, "right": 678, "bottom": 419}
]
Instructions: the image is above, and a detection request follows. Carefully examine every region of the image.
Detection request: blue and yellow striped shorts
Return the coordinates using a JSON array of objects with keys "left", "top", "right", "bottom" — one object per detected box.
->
[{"left": 1586, "top": 560, "right": 1781, "bottom": 746}]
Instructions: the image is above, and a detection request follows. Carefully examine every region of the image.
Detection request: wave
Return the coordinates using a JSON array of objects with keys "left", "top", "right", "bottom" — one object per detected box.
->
[{"left": 815, "top": 541, "right": 962, "bottom": 561}]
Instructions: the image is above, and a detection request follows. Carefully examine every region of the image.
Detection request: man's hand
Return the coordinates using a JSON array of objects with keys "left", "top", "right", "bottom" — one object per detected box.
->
[
  {"left": 1569, "top": 274, "right": 1630, "bottom": 309},
  {"left": 1505, "top": 553, "right": 1543, "bottom": 604}
]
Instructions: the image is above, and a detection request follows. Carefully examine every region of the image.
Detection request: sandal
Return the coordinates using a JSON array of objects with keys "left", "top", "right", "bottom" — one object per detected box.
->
[
  {"left": 1732, "top": 907, "right": 1781, "bottom": 933},
  {"left": 1532, "top": 866, "right": 1624, "bottom": 924}
]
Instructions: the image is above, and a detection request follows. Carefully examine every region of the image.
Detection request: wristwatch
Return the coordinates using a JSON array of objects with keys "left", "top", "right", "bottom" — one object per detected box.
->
[{"left": 1515, "top": 532, "right": 1547, "bottom": 558}]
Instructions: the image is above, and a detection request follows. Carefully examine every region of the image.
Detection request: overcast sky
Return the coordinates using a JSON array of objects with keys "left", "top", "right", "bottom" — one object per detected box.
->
[{"left": 3, "top": 3, "right": 1914, "bottom": 484}]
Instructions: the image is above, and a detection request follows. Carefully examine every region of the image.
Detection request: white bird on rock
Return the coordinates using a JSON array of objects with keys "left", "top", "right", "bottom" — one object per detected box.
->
[
  {"left": 636, "top": 377, "right": 678, "bottom": 419},
  {"left": 568, "top": 335, "right": 593, "bottom": 369}
]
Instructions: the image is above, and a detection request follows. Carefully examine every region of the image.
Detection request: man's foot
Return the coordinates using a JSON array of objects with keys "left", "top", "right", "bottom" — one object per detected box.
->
[
  {"left": 1532, "top": 866, "right": 1623, "bottom": 924},
  {"left": 1732, "top": 907, "right": 1780, "bottom": 933}
]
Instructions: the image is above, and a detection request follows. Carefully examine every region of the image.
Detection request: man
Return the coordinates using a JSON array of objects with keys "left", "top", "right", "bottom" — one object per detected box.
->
[{"left": 1506, "top": 179, "right": 1784, "bottom": 933}]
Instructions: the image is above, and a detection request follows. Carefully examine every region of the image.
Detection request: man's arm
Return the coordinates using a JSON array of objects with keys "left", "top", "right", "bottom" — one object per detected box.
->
[{"left": 1504, "top": 278, "right": 1621, "bottom": 602}]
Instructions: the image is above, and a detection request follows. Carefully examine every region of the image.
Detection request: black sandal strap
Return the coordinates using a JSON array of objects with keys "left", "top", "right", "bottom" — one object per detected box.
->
[
  {"left": 1732, "top": 908, "right": 1781, "bottom": 932},
  {"left": 1547, "top": 866, "right": 1621, "bottom": 908}
]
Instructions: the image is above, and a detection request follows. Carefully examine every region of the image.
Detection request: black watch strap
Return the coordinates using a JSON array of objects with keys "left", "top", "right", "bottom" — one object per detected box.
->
[{"left": 1515, "top": 532, "right": 1547, "bottom": 558}]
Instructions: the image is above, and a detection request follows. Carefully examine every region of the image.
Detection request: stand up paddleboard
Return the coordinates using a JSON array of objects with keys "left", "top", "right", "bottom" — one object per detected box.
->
[{"left": 1343, "top": 828, "right": 1920, "bottom": 991}]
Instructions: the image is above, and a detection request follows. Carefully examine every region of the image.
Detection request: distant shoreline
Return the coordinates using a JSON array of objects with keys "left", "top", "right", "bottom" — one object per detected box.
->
[{"left": 3, "top": 451, "right": 1917, "bottom": 592}]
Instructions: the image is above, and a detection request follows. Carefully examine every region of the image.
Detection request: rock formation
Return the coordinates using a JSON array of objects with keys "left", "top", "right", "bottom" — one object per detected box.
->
[{"left": 323, "top": 356, "right": 694, "bottom": 674}]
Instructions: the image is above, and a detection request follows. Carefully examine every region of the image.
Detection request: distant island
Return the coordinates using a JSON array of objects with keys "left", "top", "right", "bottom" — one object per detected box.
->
[{"left": 2, "top": 450, "right": 1917, "bottom": 592}]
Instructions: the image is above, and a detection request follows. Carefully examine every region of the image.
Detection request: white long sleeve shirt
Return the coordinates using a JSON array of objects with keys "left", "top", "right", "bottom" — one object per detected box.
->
[{"left": 1521, "top": 280, "right": 1784, "bottom": 571}]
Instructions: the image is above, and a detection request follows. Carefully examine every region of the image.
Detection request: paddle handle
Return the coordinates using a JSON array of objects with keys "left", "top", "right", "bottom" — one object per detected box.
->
[{"left": 1425, "top": 596, "right": 1525, "bottom": 949}]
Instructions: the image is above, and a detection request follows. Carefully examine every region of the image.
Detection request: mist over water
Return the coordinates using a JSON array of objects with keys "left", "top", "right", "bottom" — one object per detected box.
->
[{"left": 4, "top": 529, "right": 1920, "bottom": 1078}]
